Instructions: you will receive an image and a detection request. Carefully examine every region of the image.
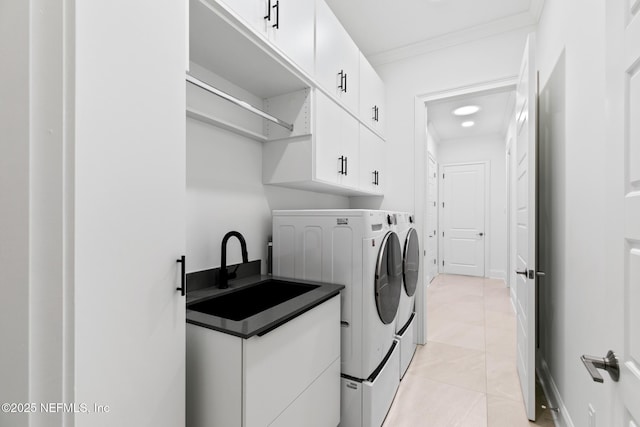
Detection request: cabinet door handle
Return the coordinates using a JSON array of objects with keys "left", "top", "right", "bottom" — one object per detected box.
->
[
  {"left": 376, "top": 170, "right": 379, "bottom": 185},
  {"left": 372, "top": 106, "right": 377, "bottom": 121},
  {"left": 264, "top": 0, "right": 271, "bottom": 21},
  {"left": 372, "top": 171, "right": 377, "bottom": 185},
  {"left": 338, "top": 70, "right": 345, "bottom": 92},
  {"left": 344, "top": 156, "right": 348, "bottom": 175},
  {"left": 344, "top": 73, "right": 347, "bottom": 93},
  {"left": 339, "top": 155, "right": 344, "bottom": 175},
  {"left": 176, "top": 255, "right": 186, "bottom": 296},
  {"left": 272, "top": 0, "right": 279, "bottom": 29}
]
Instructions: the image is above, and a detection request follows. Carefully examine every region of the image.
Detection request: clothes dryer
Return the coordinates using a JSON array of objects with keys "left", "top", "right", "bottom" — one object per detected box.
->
[
  {"left": 394, "top": 212, "right": 420, "bottom": 379},
  {"left": 272, "top": 210, "right": 402, "bottom": 427}
]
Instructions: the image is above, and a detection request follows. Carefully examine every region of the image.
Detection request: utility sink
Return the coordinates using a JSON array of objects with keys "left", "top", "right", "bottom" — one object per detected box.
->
[{"left": 187, "top": 279, "right": 319, "bottom": 321}]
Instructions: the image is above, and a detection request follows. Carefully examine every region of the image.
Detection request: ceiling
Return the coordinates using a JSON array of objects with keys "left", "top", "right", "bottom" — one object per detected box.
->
[
  {"left": 325, "top": 0, "right": 542, "bottom": 62},
  {"left": 427, "top": 87, "right": 515, "bottom": 142}
]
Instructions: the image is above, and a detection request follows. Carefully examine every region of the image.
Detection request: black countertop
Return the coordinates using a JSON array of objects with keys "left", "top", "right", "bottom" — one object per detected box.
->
[{"left": 186, "top": 275, "right": 344, "bottom": 339}]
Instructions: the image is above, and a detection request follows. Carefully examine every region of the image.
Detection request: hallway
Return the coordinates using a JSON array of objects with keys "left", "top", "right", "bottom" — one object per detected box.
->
[{"left": 383, "top": 274, "right": 556, "bottom": 426}]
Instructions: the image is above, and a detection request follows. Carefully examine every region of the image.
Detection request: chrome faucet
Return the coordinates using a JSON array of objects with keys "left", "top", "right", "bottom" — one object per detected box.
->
[{"left": 219, "top": 231, "right": 248, "bottom": 289}]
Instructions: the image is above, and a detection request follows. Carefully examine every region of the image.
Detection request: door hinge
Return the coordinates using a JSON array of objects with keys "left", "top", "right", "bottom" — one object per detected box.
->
[
  {"left": 433, "top": 201, "right": 436, "bottom": 207},
  {"left": 442, "top": 231, "right": 444, "bottom": 237},
  {"left": 442, "top": 202, "right": 445, "bottom": 208},
  {"left": 442, "top": 173, "right": 445, "bottom": 179},
  {"left": 442, "top": 260, "right": 445, "bottom": 266},
  {"left": 433, "top": 259, "right": 436, "bottom": 265}
]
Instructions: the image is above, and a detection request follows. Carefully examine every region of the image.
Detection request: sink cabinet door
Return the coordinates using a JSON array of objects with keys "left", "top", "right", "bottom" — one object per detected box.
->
[{"left": 243, "top": 296, "right": 340, "bottom": 427}]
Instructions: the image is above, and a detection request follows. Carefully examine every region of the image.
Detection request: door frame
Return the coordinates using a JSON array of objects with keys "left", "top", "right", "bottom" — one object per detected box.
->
[
  {"left": 438, "top": 161, "right": 490, "bottom": 277},
  {"left": 414, "top": 76, "right": 517, "bottom": 345}
]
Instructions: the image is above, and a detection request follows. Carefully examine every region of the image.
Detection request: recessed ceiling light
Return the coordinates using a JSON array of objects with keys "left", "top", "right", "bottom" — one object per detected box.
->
[
  {"left": 453, "top": 105, "right": 480, "bottom": 116},
  {"left": 461, "top": 121, "right": 475, "bottom": 128}
]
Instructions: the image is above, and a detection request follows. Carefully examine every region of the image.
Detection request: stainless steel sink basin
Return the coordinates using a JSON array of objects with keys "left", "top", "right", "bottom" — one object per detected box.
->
[{"left": 187, "top": 279, "right": 319, "bottom": 321}]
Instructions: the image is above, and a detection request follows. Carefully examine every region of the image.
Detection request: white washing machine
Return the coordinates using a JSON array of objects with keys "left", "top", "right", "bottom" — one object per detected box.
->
[
  {"left": 394, "top": 212, "right": 420, "bottom": 379},
  {"left": 272, "top": 209, "right": 401, "bottom": 427}
]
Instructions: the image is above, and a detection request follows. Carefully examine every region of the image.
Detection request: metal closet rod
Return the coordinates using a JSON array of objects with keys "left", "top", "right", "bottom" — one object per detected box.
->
[{"left": 185, "top": 73, "right": 294, "bottom": 132}]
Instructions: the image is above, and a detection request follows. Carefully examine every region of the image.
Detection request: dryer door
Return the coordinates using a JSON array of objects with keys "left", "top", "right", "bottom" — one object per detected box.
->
[
  {"left": 375, "top": 231, "right": 402, "bottom": 324},
  {"left": 403, "top": 228, "right": 420, "bottom": 297}
]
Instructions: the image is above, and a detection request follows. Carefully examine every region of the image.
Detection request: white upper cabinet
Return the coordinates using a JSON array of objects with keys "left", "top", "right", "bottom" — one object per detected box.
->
[
  {"left": 218, "top": 0, "right": 267, "bottom": 33},
  {"left": 315, "top": 0, "right": 360, "bottom": 113},
  {"left": 218, "top": 0, "right": 315, "bottom": 75},
  {"left": 358, "top": 52, "right": 385, "bottom": 137},
  {"left": 358, "top": 124, "right": 384, "bottom": 195},
  {"left": 315, "top": 91, "right": 360, "bottom": 188},
  {"left": 266, "top": 0, "right": 315, "bottom": 75}
]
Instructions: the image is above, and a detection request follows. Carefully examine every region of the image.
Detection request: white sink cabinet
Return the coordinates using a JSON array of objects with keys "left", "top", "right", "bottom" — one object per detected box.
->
[{"left": 186, "top": 295, "right": 340, "bottom": 427}]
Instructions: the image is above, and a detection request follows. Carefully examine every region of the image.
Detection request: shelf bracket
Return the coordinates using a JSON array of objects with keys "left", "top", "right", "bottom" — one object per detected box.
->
[{"left": 186, "top": 73, "right": 294, "bottom": 132}]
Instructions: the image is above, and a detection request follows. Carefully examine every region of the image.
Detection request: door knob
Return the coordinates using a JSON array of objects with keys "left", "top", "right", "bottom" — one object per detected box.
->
[
  {"left": 581, "top": 350, "right": 619, "bottom": 383},
  {"left": 536, "top": 271, "right": 546, "bottom": 277}
]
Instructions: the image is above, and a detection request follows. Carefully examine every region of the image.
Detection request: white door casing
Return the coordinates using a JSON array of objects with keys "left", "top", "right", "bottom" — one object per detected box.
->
[
  {"left": 603, "top": 0, "right": 640, "bottom": 425},
  {"left": 441, "top": 163, "right": 486, "bottom": 277},
  {"left": 515, "top": 33, "right": 537, "bottom": 421}
]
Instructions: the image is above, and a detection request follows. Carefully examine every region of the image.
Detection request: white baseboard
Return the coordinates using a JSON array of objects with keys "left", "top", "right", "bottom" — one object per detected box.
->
[
  {"left": 537, "top": 355, "right": 575, "bottom": 427},
  {"left": 489, "top": 269, "right": 506, "bottom": 280}
]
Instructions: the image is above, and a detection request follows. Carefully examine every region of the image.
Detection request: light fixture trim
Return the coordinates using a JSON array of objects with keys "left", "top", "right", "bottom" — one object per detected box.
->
[
  {"left": 461, "top": 121, "right": 475, "bottom": 128},
  {"left": 453, "top": 105, "right": 480, "bottom": 116}
]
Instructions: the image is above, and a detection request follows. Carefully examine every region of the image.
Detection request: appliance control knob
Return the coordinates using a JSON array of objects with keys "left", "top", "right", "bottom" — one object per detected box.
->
[
  {"left": 409, "top": 215, "right": 414, "bottom": 223},
  {"left": 387, "top": 214, "right": 392, "bottom": 225}
]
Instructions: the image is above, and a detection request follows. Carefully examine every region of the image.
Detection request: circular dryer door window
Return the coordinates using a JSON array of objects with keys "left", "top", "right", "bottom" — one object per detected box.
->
[
  {"left": 375, "top": 231, "right": 402, "bottom": 324},
  {"left": 403, "top": 228, "right": 420, "bottom": 297}
]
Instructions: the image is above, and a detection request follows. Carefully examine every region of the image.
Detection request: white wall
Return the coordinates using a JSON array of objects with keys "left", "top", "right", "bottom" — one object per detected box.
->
[
  {"left": 372, "top": 26, "right": 529, "bottom": 345},
  {"left": 0, "top": 2, "right": 30, "bottom": 426},
  {"left": 186, "top": 66, "right": 349, "bottom": 274},
  {"left": 1, "top": 2, "right": 71, "bottom": 426},
  {"left": 437, "top": 135, "right": 508, "bottom": 280},
  {"left": 375, "top": 26, "right": 531, "bottom": 214},
  {"left": 535, "top": 0, "right": 609, "bottom": 425}
]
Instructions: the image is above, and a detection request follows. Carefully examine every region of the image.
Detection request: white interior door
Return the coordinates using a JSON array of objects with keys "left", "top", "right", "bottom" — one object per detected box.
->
[
  {"left": 442, "top": 163, "right": 485, "bottom": 277},
  {"left": 515, "top": 33, "right": 537, "bottom": 421},
  {"left": 426, "top": 154, "right": 439, "bottom": 282},
  {"left": 602, "top": 0, "right": 640, "bottom": 424}
]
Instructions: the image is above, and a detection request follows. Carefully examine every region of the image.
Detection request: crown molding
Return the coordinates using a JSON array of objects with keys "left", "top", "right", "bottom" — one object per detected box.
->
[{"left": 369, "top": 12, "right": 536, "bottom": 67}]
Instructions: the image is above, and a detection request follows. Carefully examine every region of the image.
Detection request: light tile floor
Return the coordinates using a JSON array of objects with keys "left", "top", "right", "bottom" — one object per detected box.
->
[{"left": 382, "top": 274, "right": 556, "bottom": 427}]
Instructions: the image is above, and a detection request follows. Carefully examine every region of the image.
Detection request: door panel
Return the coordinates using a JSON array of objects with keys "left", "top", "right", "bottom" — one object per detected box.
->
[
  {"left": 427, "top": 155, "right": 438, "bottom": 280},
  {"left": 605, "top": 0, "right": 640, "bottom": 423},
  {"left": 622, "top": 0, "right": 640, "bottom": 421},
  {"left": 515, "top": 33, "right": 537, "bottom": 421},
  {"left": 442, "top": 163, "right": 485, "bottom": 277}
]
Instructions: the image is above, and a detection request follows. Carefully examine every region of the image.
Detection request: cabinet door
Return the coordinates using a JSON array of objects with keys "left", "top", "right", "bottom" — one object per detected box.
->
[
  {"left": 359, "top": 52, "right": 386, "bottom": 137},
  {"left": 359, "top": 125, "right": 384, "bottom": 194},
  {"left": 220, "top": 0, "right": 267, "bottom": 35},
  {"left": 315, "top": 0, "right": 360, "bottom": 113},
  {"left": 315, "top": 92, "right": 359, "bottom": 188},
  {"left": 267, "top": 0, "right": 315, "bottom": 75}
]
